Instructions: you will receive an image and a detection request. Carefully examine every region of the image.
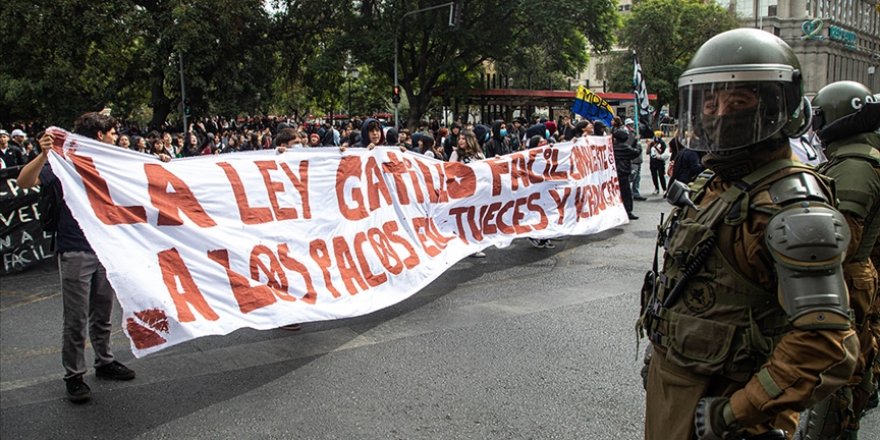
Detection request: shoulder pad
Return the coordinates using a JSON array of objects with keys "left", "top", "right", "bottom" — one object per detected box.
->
[
  {"left": 832, "top": 144, "right": 880, "bottom": 166},
  {"left": 767, "top": 172, "right": 829, "bottom": 206},
  {"left": 822, "top": 158, "right": 880, "bottom": 218},
  {"left": 766, "top": 204, "right": 852, "bottom": 329}
]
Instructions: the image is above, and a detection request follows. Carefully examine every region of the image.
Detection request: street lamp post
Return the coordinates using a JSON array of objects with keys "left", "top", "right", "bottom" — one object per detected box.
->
[{"left": 394, "top": 1, "right": 457, "bottom": 129}]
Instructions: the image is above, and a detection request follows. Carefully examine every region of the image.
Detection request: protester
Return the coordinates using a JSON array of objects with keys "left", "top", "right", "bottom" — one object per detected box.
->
[
  {"left": 117, "top": 134, "right": 131, "bottom": 150},
  {"left": 472, "top": 124, "right": 491, "bottom": 155},
  {"left": 485, "top": 120, "right": 513, "bottom": 157},
  {"left": 668, "top": 129, "right": 704, "bottom": 184},
  {"left": 560, "top": 115, "right": 575, "bottom": 141},
  {"left": 625, "top": 118, "right": 646, "bottom": 201},
  {"left": 0, "top": 129, "right": 25, "bottom": 168},
  {"left": 611, "top": 117, "right": 640, "bottom": 220},
  {"left": 512, "top": 117, "right": 528, "bottom": 145},
  {"left": 384, "top": 127, "right": 399, "bottom": 147},
  {"left": 353, "top": 118, "right": 385, "bottom": 149},
  {"left": 397, "top": 128, "right": 412, "bottom": 150},
  {"left": 646, "top": 131, "right": 669, "bottom": 195},
  {"left": 571, "top": 120, "right": 593, "bottom": 139},
  {"left": 10, "top": 129, "right": 28, "bottom": 157},
  {"left": 15, "top": 112, "right": 147, "bottom": 403},
  {"left": 416, "top": 132, "right": 444, "bottom": 160},
  {"left": 523, "top": 134, "right": 556, "bottom": 249},
  {"left": 450, "top": 129, "right": 488, "bottom": 258}
]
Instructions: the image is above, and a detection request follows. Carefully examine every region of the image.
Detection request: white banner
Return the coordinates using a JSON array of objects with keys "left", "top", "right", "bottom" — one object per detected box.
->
[{"left": 44, "top": 128, "right": 626, "bottom": 357}]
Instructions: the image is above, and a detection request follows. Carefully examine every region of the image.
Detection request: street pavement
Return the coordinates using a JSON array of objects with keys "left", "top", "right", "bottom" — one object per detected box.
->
[{"left": 2, "top": 161, "right": 879, "bottom": 439}]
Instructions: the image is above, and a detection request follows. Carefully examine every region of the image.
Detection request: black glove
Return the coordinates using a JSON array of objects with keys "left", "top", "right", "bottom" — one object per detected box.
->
[{"left": 694, "top": 397, "right": 739, "bottom": 440}]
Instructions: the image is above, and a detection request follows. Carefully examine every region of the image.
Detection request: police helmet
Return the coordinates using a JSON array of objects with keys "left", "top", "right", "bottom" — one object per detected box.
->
[
  {"left": 811, "top": 81, "right": 879, "bottom": 144},
  {"left": 677, "top": 28, "right": 810, "bottom": 152}
]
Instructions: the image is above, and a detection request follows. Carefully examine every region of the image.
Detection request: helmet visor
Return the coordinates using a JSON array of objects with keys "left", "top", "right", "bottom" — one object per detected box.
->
[{"left": 677, "top": 82, "right": 789, "bottom": 152}]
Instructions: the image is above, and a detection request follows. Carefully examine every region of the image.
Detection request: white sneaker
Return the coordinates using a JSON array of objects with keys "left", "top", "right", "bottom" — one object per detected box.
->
[
  {"left": 544, "top": 241, "right": 556, "bottom": 249},
  {"left": 528, "top": 238, "right": 545, "bottom": 248},
  {"left": 471, "top": 251, "right": 486, "bottom": 258}
]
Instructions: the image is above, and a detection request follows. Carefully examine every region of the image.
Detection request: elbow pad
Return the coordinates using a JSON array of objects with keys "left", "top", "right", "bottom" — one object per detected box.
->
[{"left": 766, "top": 202, "right": 852, "bottom": 330}]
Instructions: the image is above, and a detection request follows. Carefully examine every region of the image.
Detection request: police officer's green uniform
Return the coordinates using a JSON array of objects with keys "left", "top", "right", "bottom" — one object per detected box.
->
[
  {"left": 639, "top": 29, "right": 858, "bottom": 440},
  {"left": 796, "top": 81, "right": 880, "bottom": 440}
]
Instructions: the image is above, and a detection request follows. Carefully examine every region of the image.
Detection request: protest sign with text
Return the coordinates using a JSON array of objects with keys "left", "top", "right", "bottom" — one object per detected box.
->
[
  {"left": 44, "top": 128, "right": 626, "bottom": 357},
  {"left": 0, "top": 166, "right": 54, "bottom": 274}
]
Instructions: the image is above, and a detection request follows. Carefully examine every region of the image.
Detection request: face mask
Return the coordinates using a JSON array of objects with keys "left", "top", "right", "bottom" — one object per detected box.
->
[
  {"left": 700, "top": 111, "right": 760, "bottom": 150},
  {"left": 292, "top": 143, "right": 304, "bottom": 148},
  {"left": 499, "top": 129, "right": 508, "bottom": 137}
]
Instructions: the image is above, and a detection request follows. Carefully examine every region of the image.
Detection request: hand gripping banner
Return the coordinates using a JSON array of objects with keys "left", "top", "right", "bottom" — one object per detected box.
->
[{"left": 44, "top": 128, "right": 627, "bottom": 357}]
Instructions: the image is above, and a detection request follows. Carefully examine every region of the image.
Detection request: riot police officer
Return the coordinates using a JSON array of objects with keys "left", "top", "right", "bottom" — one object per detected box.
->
[
  {"left": 639, "top": 28, "right": 858, "bottom": 440},
  {"left": 796, "top": 81, "right": 880, "bottom": 440}
]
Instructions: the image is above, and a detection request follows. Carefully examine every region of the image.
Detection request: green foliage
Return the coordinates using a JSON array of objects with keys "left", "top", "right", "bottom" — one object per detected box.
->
[
  {"left": 347, "top": 0, "right": 619, "bottom": 129},
  {"left": 1, "top": 0, "right": 621, "bottom": 130},
  {"left": 606, "top": 0, "right": 738, "bottom": 117},
  {"left": 0, "top": 0, "right": 137, "bottom": 126}
]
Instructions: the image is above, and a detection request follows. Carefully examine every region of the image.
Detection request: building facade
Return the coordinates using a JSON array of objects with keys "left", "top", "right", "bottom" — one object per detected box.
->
[
  {"left": 720, "top": 0, "right": 880, "bottom": 95},
  {"left": 577, "top": 0, "right": 879, "bottom": 100}
]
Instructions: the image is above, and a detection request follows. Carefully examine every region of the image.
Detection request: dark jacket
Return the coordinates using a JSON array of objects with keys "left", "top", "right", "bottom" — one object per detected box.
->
[
  {"left": 1, "top": 143, "right": 25, "bottom": 167},
  {"left": 485, "top": 120, "right": 512, "bottom": 157},
  {"left": 473, "top": 124, "right": 491, "bottom": 151},
  {"left": 525, "top": 123, "right": 546, "bottom": 140},
  {"left": 612, "top": 127, "right": 640, "bottom": 175},
  {"left": 672, "top": 149, "right": 704, "bottom": 184},
  {"left": 353, "top": 118, "right": 385, "bottom": 148}
]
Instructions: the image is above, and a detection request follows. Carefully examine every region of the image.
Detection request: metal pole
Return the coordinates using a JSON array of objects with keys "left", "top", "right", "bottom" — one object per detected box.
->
[
  {"left": 179, "top": 52, "right": 187, "bottom": 133},
  {"left": 348, "top": 74, "right": 352, "bottom": 123},
  {"left": 394, "top": 2, "right": 455, "bottom": 130}
]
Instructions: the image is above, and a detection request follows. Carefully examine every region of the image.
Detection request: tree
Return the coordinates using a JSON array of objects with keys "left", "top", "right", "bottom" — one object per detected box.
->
[
  {"left": 347, "top": 0, "right": 619, "bottom": 129},
  {"left": 0, "top": 0, "right": 277, "bottom": 129},
  {"left": 134, "top": 0, "right": 275, "bottom": 129},
  {"left": 606, "top": 0, "right": 738, "bottom": 119},
  {"left": 0, "top": 0, "right": 139, "bottom": 127}
]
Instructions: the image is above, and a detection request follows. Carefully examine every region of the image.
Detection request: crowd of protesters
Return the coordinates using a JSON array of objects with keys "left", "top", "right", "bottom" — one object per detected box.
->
[{"left": 2, "top": 111, "right": 688, "bottom": 226}]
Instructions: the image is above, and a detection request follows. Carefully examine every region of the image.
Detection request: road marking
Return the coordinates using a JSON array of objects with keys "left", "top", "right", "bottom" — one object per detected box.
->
[{"left": 0, "top": 292, "right": 61, "bottom": 312}]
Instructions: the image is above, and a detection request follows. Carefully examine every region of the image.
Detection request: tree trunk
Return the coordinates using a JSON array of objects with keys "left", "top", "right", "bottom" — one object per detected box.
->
[
  {"left": 406, "top": 91, "right": 432, "bottom": 132},
  {"left": 148, "top": 65, "right": 171, "bottom": 131}
]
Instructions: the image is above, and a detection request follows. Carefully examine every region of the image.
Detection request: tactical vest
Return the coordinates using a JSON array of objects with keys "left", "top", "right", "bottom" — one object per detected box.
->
[
  {"left": 816, "top": 142, "right": 880, "bottom": 262},
  {"left": 641, "top": 160, "right": 834, "bottom": 383}
]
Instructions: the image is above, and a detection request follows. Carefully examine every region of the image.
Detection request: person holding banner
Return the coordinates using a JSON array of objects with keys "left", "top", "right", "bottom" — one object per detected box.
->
[
  {"left": 16, "top": 112, "right": 148, "bottom": 403},
  {"left": 449, "top": 129, "right": 488, "bottom": 258}
]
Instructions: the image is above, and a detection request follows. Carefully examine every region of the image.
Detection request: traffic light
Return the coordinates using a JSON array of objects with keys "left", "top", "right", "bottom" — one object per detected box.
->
[
  {"left": 392, "top": 86, "right": 401, "bottom": 104},
  {"left": 452, "top": 1, "right": 464, "bottom": 27},
  {"left": 184, "top": 99, "right": 191, "bottom": 116}
]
